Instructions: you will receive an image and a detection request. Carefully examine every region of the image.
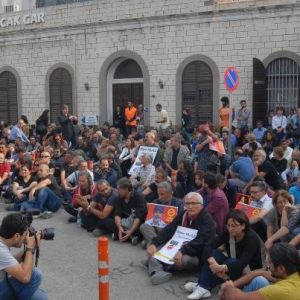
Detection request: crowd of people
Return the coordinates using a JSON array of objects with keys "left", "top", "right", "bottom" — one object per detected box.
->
[{"left": 0, "top": 99, "right": 300, "bottom": 300}]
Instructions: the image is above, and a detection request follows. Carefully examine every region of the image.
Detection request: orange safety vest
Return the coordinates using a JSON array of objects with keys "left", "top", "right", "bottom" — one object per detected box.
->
[{"left": 125, "top": 106, "right": 137, "bottom": 126}]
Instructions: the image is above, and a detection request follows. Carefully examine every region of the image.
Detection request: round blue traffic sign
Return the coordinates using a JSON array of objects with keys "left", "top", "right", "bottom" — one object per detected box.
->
[{"left": 224, "top": 67, "right": 239, "bottom": 92}]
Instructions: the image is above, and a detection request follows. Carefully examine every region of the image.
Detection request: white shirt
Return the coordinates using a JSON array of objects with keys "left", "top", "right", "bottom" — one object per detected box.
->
[
  {"left": 0, "top": 239, "right": 18, "bottom": 282},
  {"left": 250, "top": 193, "right": 273, "bottom": 211},
  {"left": 272, "top": 115, "right": 287, "bottom": 130},
  {"left": 158, "top": 109, "right": 170, "bottom": 129}
]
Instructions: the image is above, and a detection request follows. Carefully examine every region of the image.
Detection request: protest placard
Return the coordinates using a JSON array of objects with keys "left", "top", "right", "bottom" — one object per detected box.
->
[
  {"left": 128, "top": 146, "right": 158, "bottom": 175},
  {"left": 153, "top": 226, "right": 198, "bottom": 265},
  {"left": 235, "top": 193, "right": 252, "bottom": 205},
  {"left": 235, "top": 202, "right": 262, "bottom": 219},
  {"left": 145, "top": 203, "right": 178, "bottom": 228}
]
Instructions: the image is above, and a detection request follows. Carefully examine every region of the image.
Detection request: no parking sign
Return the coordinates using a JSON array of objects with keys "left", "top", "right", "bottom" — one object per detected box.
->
[{"left": 224, "top": 66, "right": 239, "bottom": 93}]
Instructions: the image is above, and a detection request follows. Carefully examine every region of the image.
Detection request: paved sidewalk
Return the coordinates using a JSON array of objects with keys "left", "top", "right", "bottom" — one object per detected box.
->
[{"left": 0, "top": 204, "right": 219, "bottom": 300}]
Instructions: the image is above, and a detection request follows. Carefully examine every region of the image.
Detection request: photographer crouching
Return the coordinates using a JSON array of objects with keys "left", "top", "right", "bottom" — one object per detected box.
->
[{"left": 0, "top": 213, "right": 48, "bottom": 300}]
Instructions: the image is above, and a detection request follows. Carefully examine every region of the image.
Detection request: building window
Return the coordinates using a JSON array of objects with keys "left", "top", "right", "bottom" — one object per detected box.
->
[
  {"left": 0, "top": 71, "right": 18, "bottom": 124},
  {"left": 267, "top": 58, "right": 300, "bottom": 111},
  {"left": 49, "top": 68, "right": 73, "bottom": 123}
]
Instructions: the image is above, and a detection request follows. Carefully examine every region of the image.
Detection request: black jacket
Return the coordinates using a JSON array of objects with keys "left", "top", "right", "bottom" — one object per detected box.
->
[{"left": 151, "top": 209, "right": 216, "bottom": 257}]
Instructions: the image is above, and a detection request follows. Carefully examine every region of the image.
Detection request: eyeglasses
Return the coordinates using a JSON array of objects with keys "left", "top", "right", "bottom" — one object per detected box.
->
[
  {"left": 227, "top": 223, "right": 242, "bottom": 228},
  {"left": 41, "top": 155, "right": 50, "bottom": 158},
  {"left": 250, "top": 190, "right": 262, "bottom": 194}
]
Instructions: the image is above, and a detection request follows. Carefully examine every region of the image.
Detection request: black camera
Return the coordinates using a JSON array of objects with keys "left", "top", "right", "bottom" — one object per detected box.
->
[{"left": 22, "top": 211, "right": 55, "bottom": 240}]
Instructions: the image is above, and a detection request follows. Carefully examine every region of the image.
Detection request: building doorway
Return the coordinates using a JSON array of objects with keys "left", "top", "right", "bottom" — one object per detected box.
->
[
  {"left": 107, "top": 58, "right": 144, "bottom": 123},
  {"left": 182, "top": 61, "right": 213, "bottom": 126}
]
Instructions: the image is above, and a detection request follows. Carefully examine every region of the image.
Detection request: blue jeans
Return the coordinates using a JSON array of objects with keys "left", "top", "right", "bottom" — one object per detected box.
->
[
  {"left": 197, "top": 249, "right": 236, "bottom": 290},
  {"left": 0, "top": 268, "right": 48, "bottom": 300},
  {"left": 242, "top": 276, "right": 270, "bottom": 292},
  {"left": 21, "top": 188, "right": 61, "bottom": 212}
]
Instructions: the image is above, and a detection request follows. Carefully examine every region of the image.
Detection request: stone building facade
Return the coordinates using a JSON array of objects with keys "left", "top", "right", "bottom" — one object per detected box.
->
[{"left": 0, "top": 0, "right": 299, "bottom": 127}]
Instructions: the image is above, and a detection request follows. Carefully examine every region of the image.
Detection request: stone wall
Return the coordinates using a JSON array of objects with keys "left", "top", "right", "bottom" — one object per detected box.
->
[{"left": 0, "top": 0, "right": 299, "bottom": 125}]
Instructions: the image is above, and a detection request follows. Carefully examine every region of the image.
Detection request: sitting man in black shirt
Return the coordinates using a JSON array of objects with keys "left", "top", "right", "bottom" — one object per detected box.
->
[
  {"left": 78, "top": 179, "right": 118, "bottom": 236},
  {"left": 114, "top": 177, "right": 147, "bottom": 245}
]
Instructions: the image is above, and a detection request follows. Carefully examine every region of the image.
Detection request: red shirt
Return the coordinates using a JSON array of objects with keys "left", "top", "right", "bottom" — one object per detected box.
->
[{"left": 0, "top": 162, "right": 10, "bottom": 178}]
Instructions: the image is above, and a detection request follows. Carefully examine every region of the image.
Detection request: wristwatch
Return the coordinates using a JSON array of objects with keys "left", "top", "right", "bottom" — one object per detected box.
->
[{"left": 25, "top": 247, "right": 35, "bottom": 254}]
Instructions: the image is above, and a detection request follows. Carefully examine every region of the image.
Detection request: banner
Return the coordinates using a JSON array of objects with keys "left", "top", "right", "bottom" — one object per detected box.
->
[
  {"left": 145, "top": 203, "right": 178, "bottom": 228},
  {"left": 235, "top": 193, "right": 252, "bottom": 205},
  {"left": 235, "top": 202, "right": 262, "bottom": 219},
  {"left": 153, "top": 226, "right": 198, "bottom": 265},
  {"left": 209, "top": 140, "right": 226, "bottom": 155},
  {"left": 81, "top": 115, "right": 99, "bottom": 126},
  {"left": 128, "top": 146, "right": 158, "bottom": 175}
]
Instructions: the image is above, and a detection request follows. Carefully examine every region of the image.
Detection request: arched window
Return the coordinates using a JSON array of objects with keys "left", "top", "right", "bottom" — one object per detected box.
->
[
  {"left": 182, "top": 61, "right": 213, "bottom": 125},
  {"left": 114, "top": 59, "right": 143, "bottom": 79},
  {"left": 49, "top": 68, "right": 72, "bottom": 122},
  {"left": 0, "top": 71, "right": 18, "bottom": 124},
  {"left": 267, "top": 58, "right": 300, "bottom": 112}
]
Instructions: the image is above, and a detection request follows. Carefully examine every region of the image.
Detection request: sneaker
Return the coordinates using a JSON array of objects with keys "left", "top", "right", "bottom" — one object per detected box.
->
[
  {"left": 40, "top": 211, "right": 53, "bottom": 219},
  {"left": 92, "top": 228, "right": 105, "bottom": 237},
  {"left": 68, "top": 216, "right": 77, "bottom": 223},
  {"left": 131, "top": 236, "right": 139, "bottom": 246},
  {"left": 187, "top": 286, "right": 211, "bottom": 300},
  {"left": 141, "top": 239, "right": 148, "bottom": 249},
  {"left": 184, "top": 282, "right": 198, "bottom": 293},
  {"left": 150, "top": 271, "right": 172, "bottom": 285}
]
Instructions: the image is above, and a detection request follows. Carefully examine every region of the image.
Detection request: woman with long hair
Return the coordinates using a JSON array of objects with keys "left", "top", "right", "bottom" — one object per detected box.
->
[{"left": 184, "top": 209, "right": 262, "bottom": 299}]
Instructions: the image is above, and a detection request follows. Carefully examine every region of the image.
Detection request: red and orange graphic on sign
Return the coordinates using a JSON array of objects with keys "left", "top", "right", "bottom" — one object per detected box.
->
[
  {"left": 235, "top": 202, "right": 262, "bottom": 219},
  {"left": 145, "top": 203, "right": 178, "bottom": 228},
  {"left": 236, "top": 193, "right": 252, "bottom": 205}
]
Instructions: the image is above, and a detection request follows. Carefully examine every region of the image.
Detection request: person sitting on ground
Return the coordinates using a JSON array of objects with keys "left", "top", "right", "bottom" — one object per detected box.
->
[
  {"left": 0, "top": 213, "right": 48, "bottom": 300},
  {"left": 39, "top": 151, "right": 55, "bottom": 175},
  {"left": 175, "top": 160, "right": 195, "bottom": 198},
  {"left": 266, "top": 190, "right": 299, "bottom": 244},
  {"left": 66, "top": 159, "right": 94, "bottom": 189},
  {"left": 93, "top": 158, "right": 118, "bottom": 186},
  {"left": 163, "top": 134, "right": 190, "bottom": 174},
  {"left": 21, "top": 163, "right": 62, "bottom": 217},
  {"left": 140, "top": 181, "right": 184, "bottom": 248},
  {"left": 65, "top": 171, "right": 97, "bottom": 223},
  {"left": 203, "top": 172, "right": 229, "bottom": 235},
  {"left": 219, "top": 243, "right": 300, "bottom": 300},
  {"left": 142, "top": 168, "right": 169, "bottom": 203},
  {"left": 251, "top": 149, "right": 284, "bottom": 191},
  {"left": 146, "top": 192, "right": 216, "bottom": 285},
  {"left": 113, "top": 178, "right": 147, "bottom": 245},
  {"left": 184, "top": 209, "right": 262, "bottom": 300},
  {"left": 130, "top": 153, "right": 156, "bottom": 191},
  {"left": 78, "top": 179, "right": 118, "bottom": 236},
  {"left": 248, "top": 181, "right": 273, "bottom": 242},
  {"left": 265, "top": 203, "right": 300, "bottom": 250},
  {"left": 0, "top": 152, "right": 11, "bottom": 191},
  {"left": 270, "top": 146, "right": 287, "bottom": 175},
  {"left": 8, "top": 162, "right": 37, "bottom": 211},
  {"left": 288, "top": 172, "right": 300, "bottom": 205}
]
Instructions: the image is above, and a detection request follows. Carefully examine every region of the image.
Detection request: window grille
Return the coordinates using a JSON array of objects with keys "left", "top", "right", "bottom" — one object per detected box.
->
[{"left": 267, "top": 58, "right": 300, "bottom": 112}]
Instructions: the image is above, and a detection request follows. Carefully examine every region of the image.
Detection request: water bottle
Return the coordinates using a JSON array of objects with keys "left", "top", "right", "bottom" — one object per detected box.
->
[{"left": 77, "top": 208, "right": 82, "bottom": 226}]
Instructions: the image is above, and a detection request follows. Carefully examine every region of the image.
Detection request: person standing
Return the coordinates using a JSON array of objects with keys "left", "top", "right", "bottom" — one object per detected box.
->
[
  {"left": 35, "top": 109, "right": 49, "bottom": 141},
  {"left": 155, "top": 103, "right": 170, "bottom": 132},
  {"left": 219, "top": 97, "right": 230, "bottom": 129},
  {"left": 235, "top": 100, "right": 250, "bottom": 133},
  {"left": 272, "top": 107, "right": 287, "bottom": 143},
  {"left": 124, "top": 101, "right": 137, "bottom": 136},
  {"left": 57, "top": 105, "right": 77, "bottom": 147}
]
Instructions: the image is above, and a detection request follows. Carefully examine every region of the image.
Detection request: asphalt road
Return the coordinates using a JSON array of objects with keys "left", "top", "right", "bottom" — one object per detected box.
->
[{"left": 0, "top": 204, "right": 219, "bottom": 300}]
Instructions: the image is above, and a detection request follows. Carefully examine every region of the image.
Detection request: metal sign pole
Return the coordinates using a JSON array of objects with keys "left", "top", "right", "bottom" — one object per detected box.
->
[{"left": 228, "top": 92, "right": 232, "bottom": 158}]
